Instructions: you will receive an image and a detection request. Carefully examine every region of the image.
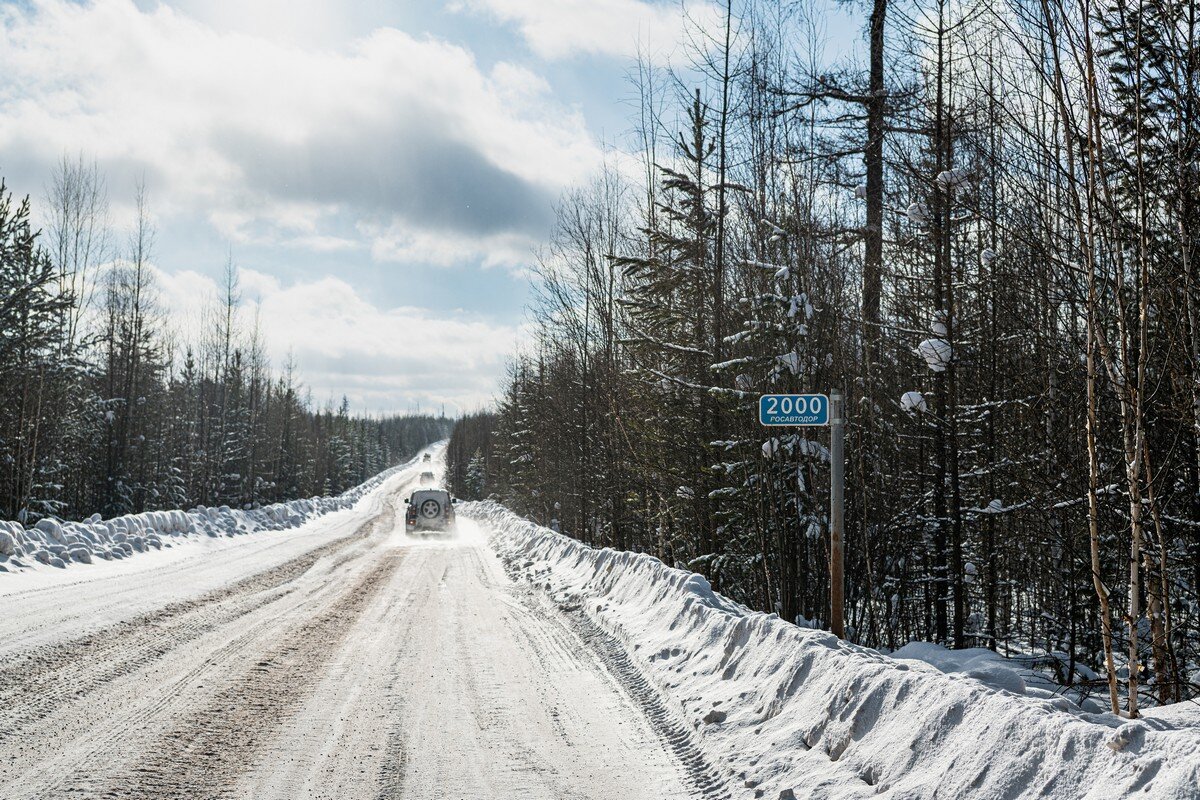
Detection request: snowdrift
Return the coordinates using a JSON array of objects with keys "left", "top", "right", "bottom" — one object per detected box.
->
[
  {"left": 0, "top": 457, "right": 416, "bottom": 576},
  {"left": 469, "top": 501, "right": 1200, "bottom": 800}
]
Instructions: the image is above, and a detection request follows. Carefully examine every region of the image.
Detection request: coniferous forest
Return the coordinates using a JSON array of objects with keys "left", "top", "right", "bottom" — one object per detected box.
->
[
  {"left": 449, "top": 0, "right": 1200, "bottom": 714},
  {"left": 0, "top": 164, "right": 450, "bottom": 524}
]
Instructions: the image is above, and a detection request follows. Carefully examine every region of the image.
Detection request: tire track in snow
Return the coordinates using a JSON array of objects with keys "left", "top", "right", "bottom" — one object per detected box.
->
[
  {"left": 93, "top": 547, "right": 408, "bottom": 800},
  {"left": 0, "top": 502, "right": 391, "bottom": 745},
  {"left": 375, "top": 705, "right": 410, "bottom": 800},
  {"left": 449, "top": 551, "right": 578, "bottom": 797},
  {"left": 560, "top": 604, "right": 732, "bottom": 800},
  {"left": 375, "top": 536, "right": 688, "bottom": 800},
  {"left": 372, "top": 553, "right": 446, "bottom": 800},
  {"left": 0, "top": 493, "right": 405, "bottom": 800},
  {"left": 496, "top": 547, "right": 728, "bottom": 800}
]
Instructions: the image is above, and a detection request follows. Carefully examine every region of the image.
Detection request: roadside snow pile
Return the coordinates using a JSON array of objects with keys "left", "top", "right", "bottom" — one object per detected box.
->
[
  {"left": 890, "top": 641, "right": 1028, "bottom": 696},
  {"left": 470, "top": 501, "right": 1200, "bottom": 800},
  {"left": 0, "top": 456, "right": 416, "bottom": 576}
]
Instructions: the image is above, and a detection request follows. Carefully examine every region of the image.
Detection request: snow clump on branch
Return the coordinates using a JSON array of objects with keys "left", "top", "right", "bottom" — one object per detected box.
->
[
  {"left": 931, "top": 309, "right": 949, "bottom": 337},
  {"left": 917, "top": 311, "right": 953, "bottom": 371},
  {"left": 936, "top": 167, "right": 971, "bottom": 191},
  {"left": 777, "top": 351, "right": 802, "bottom": 375},
  {"left": 918, "top": 338, "right": 952, "bottom": 372},
  {"left": 901, "top": 391, "right": 927, "bottom": 414},
  {"left": 906, "top": 202, "right": 930, "bottom": 226}
]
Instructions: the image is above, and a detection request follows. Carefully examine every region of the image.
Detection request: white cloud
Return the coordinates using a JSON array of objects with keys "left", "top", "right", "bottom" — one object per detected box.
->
[
  {"left": 454, "top": 0, "right": 722, "bottom": 61},
  {"left": 152, "top": 266, "right": 520, "bottom": 414},
  {"left": 153, "top": 0, "right": 359, "bottom": 47},
  {"left": 361, "top": 220, "right": 532, "bottom": 269},
  {"left": 153, "top": 266, "right": 216, "bottom": 315},
  {"left": 0, "top": 0, "right": 604, "bottom": 266}
]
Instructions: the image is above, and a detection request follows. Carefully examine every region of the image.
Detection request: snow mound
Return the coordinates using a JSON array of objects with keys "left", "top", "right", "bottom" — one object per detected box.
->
[
  {"left": 470, "top": 501, "right": 1200, "bottom": 800},
  {"left": 0, "top": 452, "right": 426, "bottom": 577},
  {"left": 891, "top": 641, "right": 1027, "bottom": 695}
]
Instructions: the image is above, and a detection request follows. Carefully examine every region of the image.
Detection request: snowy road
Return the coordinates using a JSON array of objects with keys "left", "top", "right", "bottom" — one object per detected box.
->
[{"left": 0, "top": 463, "right": 696, "bottom": 799}]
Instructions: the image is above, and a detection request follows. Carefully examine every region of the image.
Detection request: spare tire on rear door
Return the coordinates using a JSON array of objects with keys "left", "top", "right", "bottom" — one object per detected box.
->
[{"left": 419, "top": 497, "right": 441, "bottom": 518}]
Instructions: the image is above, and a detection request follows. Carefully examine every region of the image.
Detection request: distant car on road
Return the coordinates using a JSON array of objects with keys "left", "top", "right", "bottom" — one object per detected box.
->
[
  {"left": 405, "top": 489, "right": 456, "bottom": 535},
  {"left": 419, "top": 471, "right": 436, "bottom": 485}
]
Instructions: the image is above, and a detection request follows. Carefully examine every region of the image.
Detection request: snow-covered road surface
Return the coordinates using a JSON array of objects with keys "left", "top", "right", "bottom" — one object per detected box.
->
[
  {"left": 0, "top": 462, "right": 698, "bottom": 800},
  {"left": 7, "top": 459, "right": 1198, "bottom": 800}
]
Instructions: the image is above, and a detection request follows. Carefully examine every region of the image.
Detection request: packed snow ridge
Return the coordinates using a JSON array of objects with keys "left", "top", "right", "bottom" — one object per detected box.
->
[
  {"left": 0, "top": 457, "right": 417, "bottom": 576},
  {"left": 468, "top": 501, "right": 1200, "bottom": 800}
]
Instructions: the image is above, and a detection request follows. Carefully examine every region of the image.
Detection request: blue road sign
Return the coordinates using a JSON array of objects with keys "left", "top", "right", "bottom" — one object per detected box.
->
[{"left": 759, "top": 394, "right": 830, "bottom": 426}]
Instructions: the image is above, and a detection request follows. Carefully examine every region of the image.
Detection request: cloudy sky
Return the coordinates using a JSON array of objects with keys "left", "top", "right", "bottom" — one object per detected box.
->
[{"left": 0, "top": 0, "right": 857, "bottom": 415}]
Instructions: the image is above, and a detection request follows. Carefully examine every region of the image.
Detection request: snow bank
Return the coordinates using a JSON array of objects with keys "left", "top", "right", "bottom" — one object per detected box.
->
[
  {"left": 890, "top": 641, "right": 1028, "bottom": 696},
  {"left": 470, "top": 501, "right": 1200, "bottom": 800},
  {"left": 0, "top": 455, "right": 420, "bottom": 577}
]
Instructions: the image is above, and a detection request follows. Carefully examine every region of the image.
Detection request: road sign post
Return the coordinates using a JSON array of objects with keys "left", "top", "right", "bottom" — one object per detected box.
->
[
  {"left": 829, "top": 389, "right": 845, "bottom": 639},
  {"left": 758, "top": 390, "right": 845, "bottom": 640}
]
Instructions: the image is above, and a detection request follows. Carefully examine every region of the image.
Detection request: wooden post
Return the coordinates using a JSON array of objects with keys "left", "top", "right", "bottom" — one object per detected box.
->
[{"left": 830, "top": 389, "right": 845, "bottom": 639}]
